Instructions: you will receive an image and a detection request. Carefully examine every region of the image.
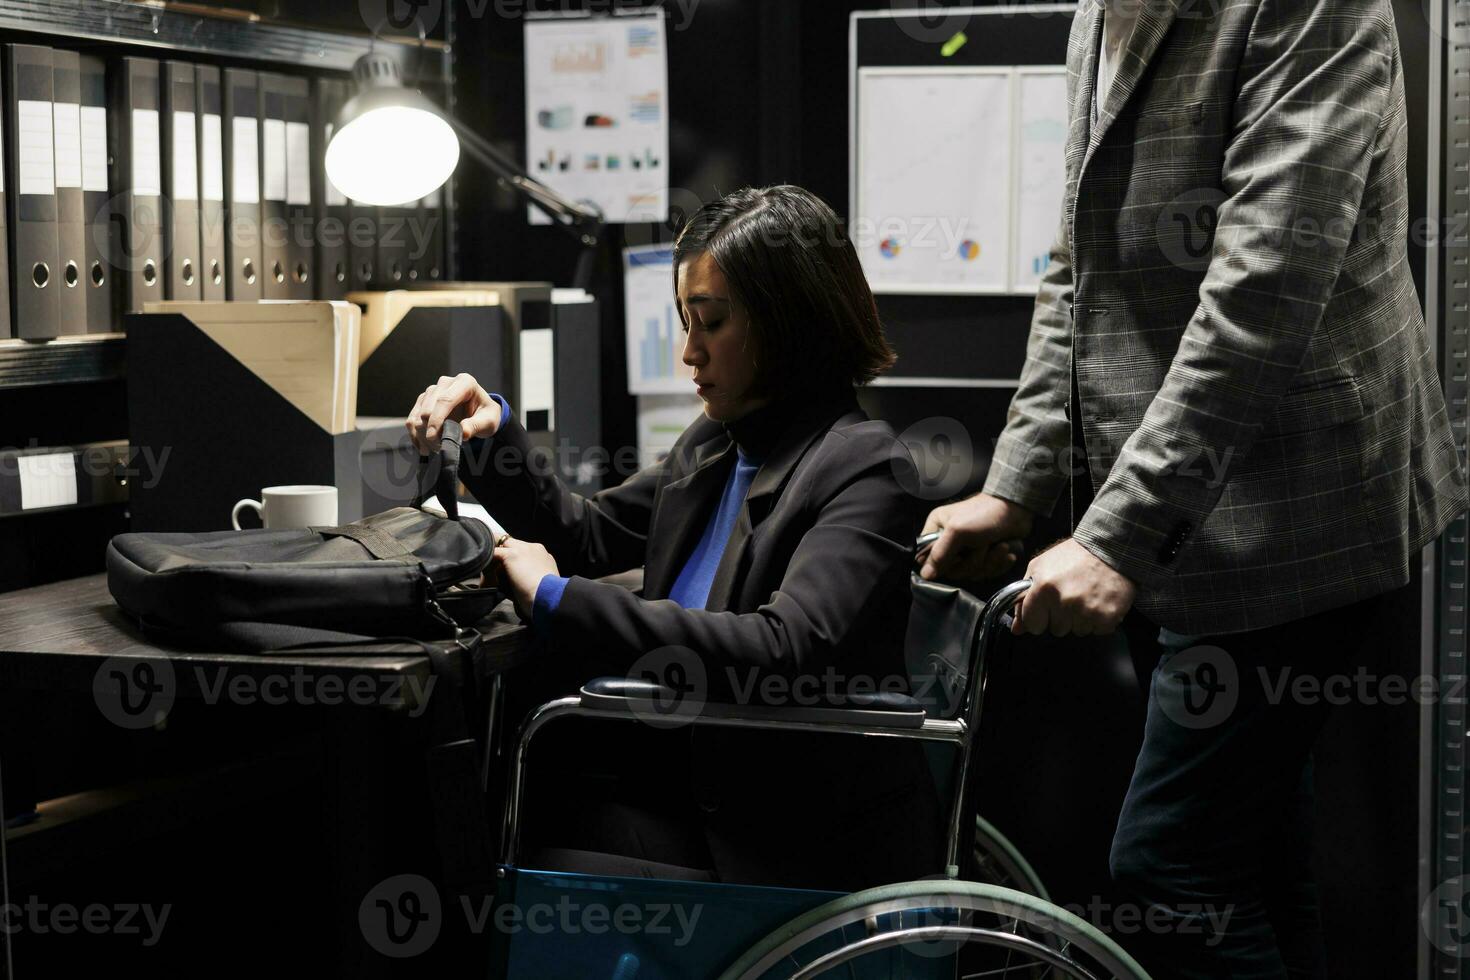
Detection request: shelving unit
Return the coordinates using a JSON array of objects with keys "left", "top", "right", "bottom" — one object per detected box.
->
[
  {"left": 1424, "top": 1, "right": 1470, "bottom": 977},
  {"left": 0, "top": 334, "right": 125, "bottom": 390},
  {"left": 0, "top": 0, "right": 458, "bottom": 588},
  {"left": 0, "top": 0, "right": 444, "bottom": 73},
  {"left": 0, "top": 3, "right": 456, "bottom": 381}
]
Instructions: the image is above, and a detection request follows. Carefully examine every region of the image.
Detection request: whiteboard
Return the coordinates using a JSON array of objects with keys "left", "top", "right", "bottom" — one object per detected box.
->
[
  {"left": 856, "top": 68, "right": 1013, "bottom": 295},
  {"left": 1011, "top": 68, "right": 1069, "bottom": 293}
]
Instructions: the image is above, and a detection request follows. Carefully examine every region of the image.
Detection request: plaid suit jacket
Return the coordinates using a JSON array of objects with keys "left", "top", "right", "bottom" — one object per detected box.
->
[{"left": 983, "top": 0, "right": 1469, "bottom": 635}]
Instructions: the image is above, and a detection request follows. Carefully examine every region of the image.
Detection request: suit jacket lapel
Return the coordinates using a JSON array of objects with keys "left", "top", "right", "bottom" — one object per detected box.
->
[
  {"left": 704, "top": 398, "right": 862, "bottom": 613},
  {"left": 1079, "top": 0, "right": 1182, "bottom": 177},
  {"left": 642, "top": 433, "right": 736, "bottom": 600}
]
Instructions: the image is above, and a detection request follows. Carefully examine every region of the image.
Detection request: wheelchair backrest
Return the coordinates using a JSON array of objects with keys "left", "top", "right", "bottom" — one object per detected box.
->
[{"left": 903, "top": 573, "right": 988, "bottom": 721}]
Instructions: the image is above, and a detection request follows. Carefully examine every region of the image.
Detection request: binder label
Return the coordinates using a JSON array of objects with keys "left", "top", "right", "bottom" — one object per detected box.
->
[
  {"left": 172, "top": 110, "right": 198, "bottom": 201},
  {"left": 18, "top": 453, "right": 78, "bottom": 510},
  {"left": 130, "top": 108, "right": 161, "bottom": 198},
  {"left": 18, "top": 99, "right": 55, "bottom": 197},
  {"left": 53, "top": 102, "right": 82, "bottom": 189},
  {"left": 286, "top": 121, "right": 310, "bottom": 206},
  {"left": 262, "top": 117, "right": 286, "bottom": 202},
  {"left": 201, "top": 113, "right": 223, "bottom": 202},
  {"left": 80, "top": 105, "right": 107, "bottom": 192},
  {"left": 231, "top": 116, "right": 259, "bottom": 204},
  {"left": 323, "top": 123, "right": 346, "bottom": 207}
]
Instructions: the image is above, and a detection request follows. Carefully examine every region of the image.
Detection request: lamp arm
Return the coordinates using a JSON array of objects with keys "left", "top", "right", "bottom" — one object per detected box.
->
[{"left": 447, "top": 116, "right": 604, "bottom": 247}]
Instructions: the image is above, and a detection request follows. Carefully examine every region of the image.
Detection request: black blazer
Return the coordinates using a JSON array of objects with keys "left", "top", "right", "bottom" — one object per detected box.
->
[{"left": 462, "top": 392, "right": 941, "bottom": 890}]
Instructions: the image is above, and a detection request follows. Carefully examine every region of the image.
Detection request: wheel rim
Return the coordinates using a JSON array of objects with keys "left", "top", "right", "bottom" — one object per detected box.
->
[{"left": 717, "top": 880, "right": 1150, "bottom": 980}]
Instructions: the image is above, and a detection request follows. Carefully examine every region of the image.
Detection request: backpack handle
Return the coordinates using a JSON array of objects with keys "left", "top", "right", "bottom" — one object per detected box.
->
[{"left": 413, "top": 418, "right": 463, "bottom": 520}]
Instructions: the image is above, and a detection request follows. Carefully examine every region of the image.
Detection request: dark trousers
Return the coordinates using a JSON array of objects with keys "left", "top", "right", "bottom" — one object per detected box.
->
[{"left": 1109, "top": 584, "right": 1406, "bottom": 978}]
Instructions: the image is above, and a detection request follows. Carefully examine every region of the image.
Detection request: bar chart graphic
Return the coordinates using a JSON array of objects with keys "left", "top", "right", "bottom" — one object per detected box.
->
[{"left": 624, "top": 244, "right": 692, "bottom": 395}]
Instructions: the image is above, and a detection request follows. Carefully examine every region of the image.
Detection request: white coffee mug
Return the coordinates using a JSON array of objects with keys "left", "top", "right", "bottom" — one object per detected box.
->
[{"left": 231, "top": 485, "right": 339, "bottom": 530}]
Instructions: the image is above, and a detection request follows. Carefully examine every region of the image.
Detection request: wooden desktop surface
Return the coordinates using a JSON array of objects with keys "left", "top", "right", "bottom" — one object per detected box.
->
[{"left": 0, "top": 572, "right": 532, "bottom": 711}]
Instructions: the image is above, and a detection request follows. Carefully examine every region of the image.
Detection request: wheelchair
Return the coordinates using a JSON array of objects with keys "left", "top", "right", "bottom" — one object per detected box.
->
[{"left": 488, "top": 567, "right": 1150, "bottom": 979}]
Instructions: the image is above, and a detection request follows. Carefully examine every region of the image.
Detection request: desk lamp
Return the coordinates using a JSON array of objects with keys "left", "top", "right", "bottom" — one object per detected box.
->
[{"left": 325, "top": 51, "right": 606, "bottom": 289}]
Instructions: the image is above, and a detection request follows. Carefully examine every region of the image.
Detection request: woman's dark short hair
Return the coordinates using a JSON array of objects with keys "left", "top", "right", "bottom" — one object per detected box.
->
[{"left": 672, "top": 185, "right": 897, "bottom": 397}]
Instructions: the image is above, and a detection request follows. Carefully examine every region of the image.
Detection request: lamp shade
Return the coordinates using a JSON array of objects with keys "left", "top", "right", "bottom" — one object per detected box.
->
[{"left": 325, "top": 56, "right": 460, "bottom": 207}]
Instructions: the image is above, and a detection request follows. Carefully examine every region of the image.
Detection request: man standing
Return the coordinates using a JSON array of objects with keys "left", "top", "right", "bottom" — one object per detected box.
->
[{"left": 921, "top": 0, "right": 1468, "bottom": 974}]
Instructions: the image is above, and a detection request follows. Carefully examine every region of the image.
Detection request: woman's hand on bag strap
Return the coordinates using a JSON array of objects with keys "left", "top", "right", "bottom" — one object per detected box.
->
[{"left": 407, "top": 373, "right": 502, "bottom": 454}]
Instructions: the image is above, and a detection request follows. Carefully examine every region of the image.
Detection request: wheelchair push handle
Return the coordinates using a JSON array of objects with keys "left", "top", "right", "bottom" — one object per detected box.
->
[
  {"left": 914, "top": 532, "right": 1029, "bottom": 628},
  {"left": 914, "top": 530, "right": 1025, "bottom": 566}
]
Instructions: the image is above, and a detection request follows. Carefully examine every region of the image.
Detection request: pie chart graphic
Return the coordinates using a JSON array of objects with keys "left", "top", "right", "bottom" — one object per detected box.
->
[
  {"left": 958, "top": 240, "right": 981, "bottom": 261},
  {"left": 880, "top": 238, "right": 903, "bottom": 259}
]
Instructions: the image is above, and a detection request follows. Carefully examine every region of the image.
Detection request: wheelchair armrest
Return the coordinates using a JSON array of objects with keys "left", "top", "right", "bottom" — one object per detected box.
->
[{"left": 578, "top": 677, "right": 928, "bottom": 730}]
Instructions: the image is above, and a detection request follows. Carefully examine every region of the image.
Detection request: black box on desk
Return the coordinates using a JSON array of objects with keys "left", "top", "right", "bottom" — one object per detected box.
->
[
  {"left": 124, "top": 312, "right": 421, "bottom": 532},
  {"left": 542, "top": 294, "right": 603, "bottom": 497},
  {"left": 355, "top": 305, "right": 511, "bottom": 417}
]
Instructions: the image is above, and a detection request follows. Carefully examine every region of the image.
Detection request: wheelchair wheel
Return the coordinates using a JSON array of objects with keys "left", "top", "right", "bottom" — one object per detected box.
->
[
  {"left": 972, "top": 813, "right": 1050, "bottom": 901},
  {"left": 717, "top": 879, "right": 1149, "bottom": 980}
]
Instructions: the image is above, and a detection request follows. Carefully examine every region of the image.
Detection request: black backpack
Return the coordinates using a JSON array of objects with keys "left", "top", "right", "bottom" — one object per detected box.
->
[{"left": 105, "top": 420, "right": 500, "bottom": 653}]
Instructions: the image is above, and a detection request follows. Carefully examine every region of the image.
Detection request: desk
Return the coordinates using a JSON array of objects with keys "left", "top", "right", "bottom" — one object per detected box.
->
[
  {"left": 0, "top": 572, "right": 535, "bottom": 978},
  {"left": 0, "top": 572, "right": 531, "bottom": 705}
]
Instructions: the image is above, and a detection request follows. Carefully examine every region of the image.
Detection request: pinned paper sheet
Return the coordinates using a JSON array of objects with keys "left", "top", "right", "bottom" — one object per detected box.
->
[
  {"left": 856, "top": 68, "right": 1012, "bottom": 294},
  {"left": 1011, "top": 69, "right": 1068, "bottom": 292},
  {"left": 637, "top": 395, "right": 702, "bottom": 468},
  {"left": 19, "top": 453, "right": 77, "bottom": 510},
  {"left": 623, "top": 244, "right": 691, "bottom": 395},
  {"left": 524, "top": 13, "right": 669, "bottom": 224}
]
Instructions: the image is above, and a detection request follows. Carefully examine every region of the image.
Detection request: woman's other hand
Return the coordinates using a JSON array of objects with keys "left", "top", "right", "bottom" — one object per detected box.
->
[
  {"left": 406, "top": 373, "right": 502, "bottom": 454},
  {"left": 492, "top": 535, "right": 560, "bottom": 620}
]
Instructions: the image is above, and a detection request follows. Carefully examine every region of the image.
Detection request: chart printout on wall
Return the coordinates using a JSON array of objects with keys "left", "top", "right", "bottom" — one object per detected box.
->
[
  {"left": 623, "top": 244, "right": 691, "bottom": 396},
  {"left": 525, "top": 12, "right": 669, "bottom": 225},
  {"left": 856, "top": 65, "right": 1067, "bottom": 296}
]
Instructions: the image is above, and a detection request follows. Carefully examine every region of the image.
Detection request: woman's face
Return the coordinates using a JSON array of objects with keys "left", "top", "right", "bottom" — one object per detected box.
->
[{"left": 676, "top": 252, "right": 768, "bottom": 422}]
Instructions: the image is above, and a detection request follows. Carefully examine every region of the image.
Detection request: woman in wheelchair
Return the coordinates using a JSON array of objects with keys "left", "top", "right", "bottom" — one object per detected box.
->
[{"left": 406, "top": 184, "right": 940, "bottom": 893}]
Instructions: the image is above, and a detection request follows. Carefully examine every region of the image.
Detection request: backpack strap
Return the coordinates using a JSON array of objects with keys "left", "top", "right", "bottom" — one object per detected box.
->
[{"left": 310, "top": 524, "right": 416, "bottom": 561}]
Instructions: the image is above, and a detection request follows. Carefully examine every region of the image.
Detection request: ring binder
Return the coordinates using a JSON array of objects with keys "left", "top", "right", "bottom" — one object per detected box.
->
[
  {"left": 110, "top": 55, "right": 164, "bottom": 313},
  {"left": 51, "top": 48, "right": 85, "bottom": 334},
  {"left": 6, "top": 44, "right": 59, "bottom": 338},
  {"left": 79, "top": 52, "right": 112, "bottom": 333},
  {"left": 222, "top": 67, "right": 261, "bottom": 300},
  {"left": 162, "top": 60, "right": 202, "bottom": 301}
]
